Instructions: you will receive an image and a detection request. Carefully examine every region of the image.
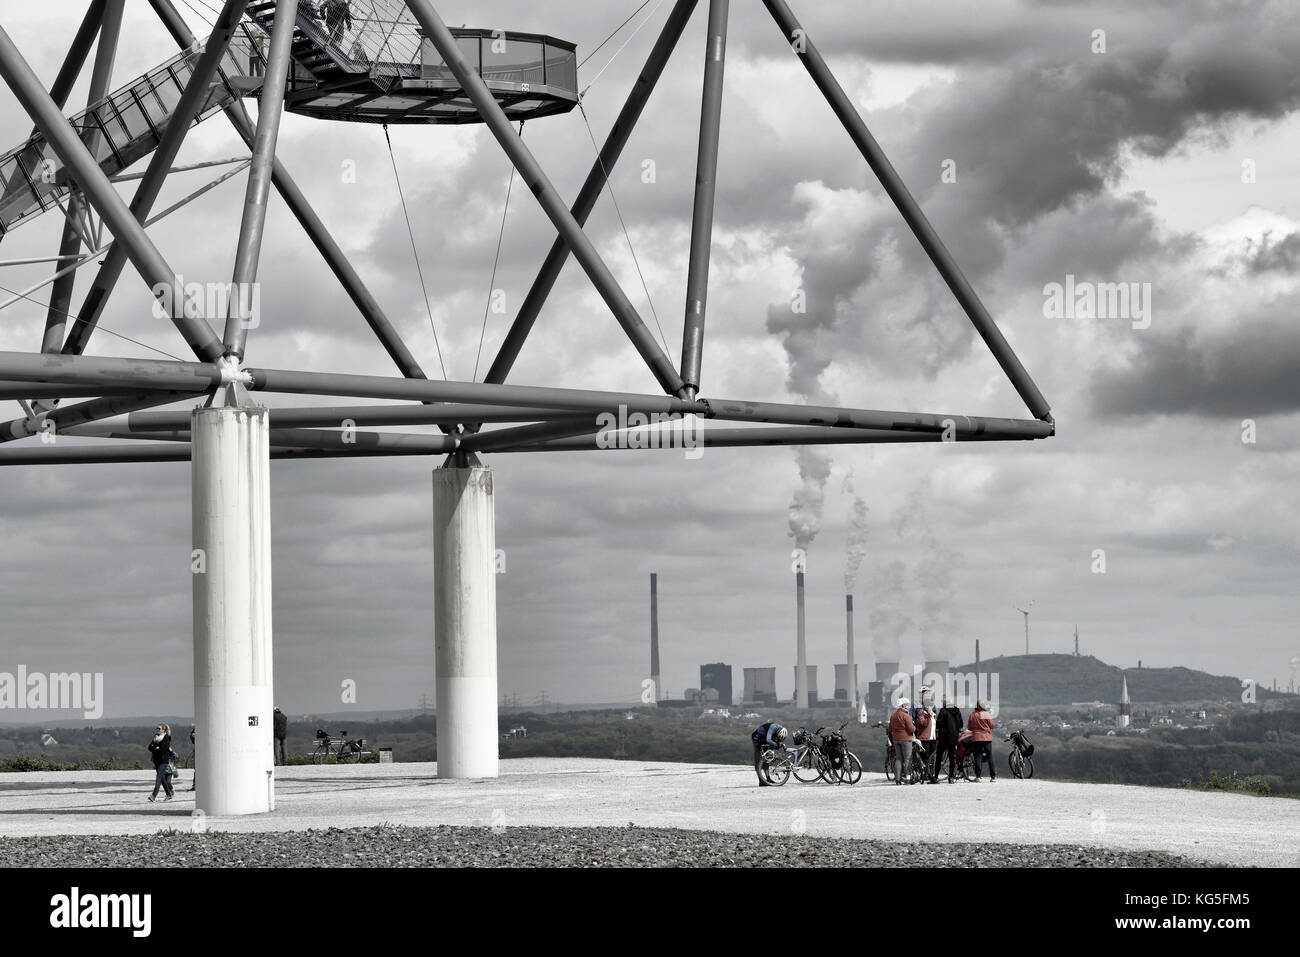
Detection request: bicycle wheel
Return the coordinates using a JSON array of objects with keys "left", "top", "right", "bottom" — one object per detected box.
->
[
  {"left": 817, "top": 751, "right": 838, "bottom": 783},
  {"left": 1022, "top": 754, "right": 1034, "bottom": 779},
  {"left": 884, "top": 748, "right": 895, "bottom": 782},
  {"left": 958, "top": 750, "right": 976, "bottom": 781},
  {"left": 839, "top": 752, "right": 862, "bottom": 785},
  {"left": 764, "top": 752, "right": 791, "bottom": 786},
  {"left": 793, "top": 747, "right": 823, "bottom": 783},
  {"left": 311, "top": 744, "right": 329, "bottom": 764},
  {"left": 1008, "top": 750, "right": 1022, "bottom": 779},
  {"left": 907, "top": 750, "right": 925, "bottom": 785},
  {"left": 338, "top": 746, "right": 360, "bottom": 764}
]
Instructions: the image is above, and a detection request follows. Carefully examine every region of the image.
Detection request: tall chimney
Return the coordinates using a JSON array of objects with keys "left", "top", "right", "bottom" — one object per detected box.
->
[
  {"left": 845, "top": 595, "right": 856, "bottom": 708},
  {"left": 795, "top": 570, "right": 808, "bottom": 709},
  {"left": 650, "top": 573, "right": 660, "bottom": 705}
]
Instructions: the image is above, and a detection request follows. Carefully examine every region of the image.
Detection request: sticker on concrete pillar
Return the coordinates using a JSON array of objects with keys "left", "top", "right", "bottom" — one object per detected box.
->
[{"left": 248, "top": 715, "right": 259, "bottom": 726}]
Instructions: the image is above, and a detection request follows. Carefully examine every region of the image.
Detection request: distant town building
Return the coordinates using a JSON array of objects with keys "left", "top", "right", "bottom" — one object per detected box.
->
[
  {"left": 40, "top": 733, "right": 57, "bottom": 747},
  {"left": 700, "top": 662, "right": 733, "bottom": 706},
  {"left": 684, "top": 686, "right": 720, "bottom": 705},
  {"left": 1117, "top": 676, "right": 1131, "bottom": 729}
]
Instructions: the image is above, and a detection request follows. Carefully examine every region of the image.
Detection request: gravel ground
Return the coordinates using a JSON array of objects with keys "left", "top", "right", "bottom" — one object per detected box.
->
[{"left": 0, "top": 825, "right": 1215, "bottom": 868}]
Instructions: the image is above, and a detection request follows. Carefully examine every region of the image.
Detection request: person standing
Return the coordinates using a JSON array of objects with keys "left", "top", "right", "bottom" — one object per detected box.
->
[
  {"left": 148, "top": 723, "right": 175, "bottom": 802},
  {"left": 319, "top": 0, "right": 353, "bottom": 45},
  {"left": 273, "top": 707, "right": 288, "bottom": 766},
  {"left": 888, "top": 697, "right": 915, "bottom": 785},
  {"left": 967, "top": 700, "right": 996, "bottom": 782},
  {"left": 935, "top": 696, "right": 964, "bottom": 783},
  {"left": 189, "top": 725, "right": 197, "bottom": 792},
  {"left": 914, "top": 693, "right": 938, "bottom": 783},
  {"left": 750, "top": 720, "right": 788, "bottom": 787}
]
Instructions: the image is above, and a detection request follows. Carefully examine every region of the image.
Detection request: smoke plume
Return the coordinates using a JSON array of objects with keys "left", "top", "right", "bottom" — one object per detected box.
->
[
  {"left": 841, "top": 469, "right": 870, "bottom": 592},
  {"left": 788, "top": 446, "right": 832, "bottom": 550}
]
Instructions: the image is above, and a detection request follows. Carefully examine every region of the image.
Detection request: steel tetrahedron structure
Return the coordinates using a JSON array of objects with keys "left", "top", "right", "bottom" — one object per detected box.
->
[{"left": 0, "top": 0, "right": 1052, "bottom": 814}]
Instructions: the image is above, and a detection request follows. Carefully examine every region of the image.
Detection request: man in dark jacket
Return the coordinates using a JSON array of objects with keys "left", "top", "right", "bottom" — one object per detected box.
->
[
  {"left": 750, "top": 721, "right": 788, "bottom": 787},
  {"left": 935, "top": 696, "right": 964, "bottom": 784},
  {"left": 273, "top": 707, "right": 288, "bottom": 766}
]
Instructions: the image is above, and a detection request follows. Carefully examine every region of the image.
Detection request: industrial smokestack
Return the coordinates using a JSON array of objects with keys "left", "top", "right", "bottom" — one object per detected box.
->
[
  {"left": 845, "top": 595, "right": 856, "bottom": 708},
  {"left": 795, "top": 570, "right": 808, "bottom": 709},
  {"left": 650, "top": 573, "right": 660, "bottom": 705}
]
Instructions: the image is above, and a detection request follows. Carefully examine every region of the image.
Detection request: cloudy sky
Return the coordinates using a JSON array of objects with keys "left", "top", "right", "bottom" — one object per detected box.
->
[{"left": 1, "top": 0, "right": 1297, "bottom": 720}]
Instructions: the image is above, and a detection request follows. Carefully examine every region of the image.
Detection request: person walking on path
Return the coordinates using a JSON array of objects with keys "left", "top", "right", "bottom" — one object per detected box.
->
[
  {"left": 888, "top": 698, "right": 915, "bottom": 785},
  {"left": 967, "top": 700, "right": 997, "bottom": 782},
  {"left": 750, "top": 720, "right": 789, "bottom": 787},
  {"left": 935, "top": 696, "right": 964, "bottom": 783},
  {"left": 148, "top": 723, "right": 175, "bottom": 802},
  {"left": 273, "top": 707, "right": 288, "bottom": 766}
]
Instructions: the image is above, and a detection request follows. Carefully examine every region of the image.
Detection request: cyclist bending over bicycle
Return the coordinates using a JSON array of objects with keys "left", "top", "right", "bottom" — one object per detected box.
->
[{"left": 751, "top": 721, "right": 789, "bottom": 787}]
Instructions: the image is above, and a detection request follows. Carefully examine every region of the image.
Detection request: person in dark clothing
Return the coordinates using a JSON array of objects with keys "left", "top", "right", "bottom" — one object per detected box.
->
[
  {"left": 750, "top": 721, "right": 788, "bottom": 787},
  {"left": 148, "top": 723, "right": 175, "bottom": 802},
  {"left": 935, "top": 696, "right": 964, "bottom": 784},
  {"left": 189, "top": 725, "right": 197, "bottom": 791},
  {"left": 319, "top": 0, "right": 352, "bottom": 45},
  {"left": 273, "top": 707, "right": 288, "bottom": 765}
]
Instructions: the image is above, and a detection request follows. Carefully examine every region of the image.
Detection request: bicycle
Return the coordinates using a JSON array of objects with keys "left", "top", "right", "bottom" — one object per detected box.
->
[
  {"left": 790, "top": 727, "right": 835, "bottom": 783},
  {"left": 311, "top": 729, "right": 338, "bottom": 763},
  {"left": 335, "top": 732, "right": 367, "bottom": 764},
  {"left": 819, "top": 723, "right": 861, "bottom": 785},
  {"left": 1006, "top": 731, "right": 1035, "bottom": 779}
]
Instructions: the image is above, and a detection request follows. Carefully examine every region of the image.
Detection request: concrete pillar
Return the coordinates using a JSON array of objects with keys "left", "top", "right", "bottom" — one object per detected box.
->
[
  {"left": 191, "top": 404, "right": 274, "bottom": 816},
  {"left": 432, "top": 466, "right": 498, "bottom": 778}
]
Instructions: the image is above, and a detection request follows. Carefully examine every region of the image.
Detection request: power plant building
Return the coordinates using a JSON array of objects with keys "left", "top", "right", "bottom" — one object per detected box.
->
[
  {"left": 743, "top": 667, "right": 777, "bottom": 706},
  {"left": 834, "top": 663, "right": 859, "bottom": 702},
  {"left": 700, "top": 663, "right": 732, "bottom": 706}
]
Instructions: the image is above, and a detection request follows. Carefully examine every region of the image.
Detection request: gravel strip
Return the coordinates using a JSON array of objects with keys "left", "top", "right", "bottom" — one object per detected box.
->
[{"left": 0, "top": 825, "right": 1216, "bottom": 868}]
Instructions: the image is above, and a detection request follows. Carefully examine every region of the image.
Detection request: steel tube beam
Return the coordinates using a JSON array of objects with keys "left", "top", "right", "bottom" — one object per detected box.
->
[
  {"left": 91, "top": 403, "right": 580, "bottom": 433},
  {"left": 42, "top": 2, "right": 123, "bottom": 352},
  {"left": 0, "top": 25, "right": 224, "bottom": 362},
  {"left": 0, "top": 383, "right": 147, "bottom": 400},
  {"left": 148, "top": 0, "right": 431, "bottom": 383},
  {"left": 457, "top": 416, "right": 601, "bottom": 454},
  {"left": 495, "top": 425, "right": 1022, "bottom": 453},
  {"left": 679, "top": 0, "right": 729, "bottom": 395},
  {"left": 483, "top": 0, "right": 700, "bottom": 387},
  {"left": 706, "top": 397, "right": 1052, "bottom": 438},
  {"left": 1, "top": 390, "right": 199, "bottom": 442},
  {"left": 763, "top": 0, "right": 1053, "bottom": 423},
  {"left": 406, "top": 0, "right": 687, "bottom": 398},
  {"left": 0, "top": 351, "right": 223, "bottom": 392},
  {"left": 45, "top": 2, "right": 106, "bottom": 114},
  {"left": 0, "top": 444, "right": 447, "bottom": 465},
  {"left": 245, "top": 366, "right": 709, "bottom": 415},
  {"left": 223, "top": 0, "right": 295, "bottom": 359},
  {"left": 62, "top": 0, "right": 251, "bottom": 359}
]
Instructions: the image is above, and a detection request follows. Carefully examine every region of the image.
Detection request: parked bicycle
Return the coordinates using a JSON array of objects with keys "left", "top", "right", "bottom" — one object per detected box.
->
[
  {"left": 1006, "top": 731, "right": 1035, "bottom": 779},
  {"left": 819, "top": 722, "right": 861, "bottom": 784}
]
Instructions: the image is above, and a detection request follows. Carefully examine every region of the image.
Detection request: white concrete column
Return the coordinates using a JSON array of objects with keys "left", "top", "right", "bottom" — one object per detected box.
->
[
  {"left": 432, "top": 466, "right": 498, "bottom": 779},
  {"left": 192, "top": 405, "right": 274, "bottom": 815}
]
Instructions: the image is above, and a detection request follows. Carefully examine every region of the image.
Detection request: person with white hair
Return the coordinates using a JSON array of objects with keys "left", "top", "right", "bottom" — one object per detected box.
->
[
  {"left": 888, "top": 697, "right": 916, "bottom": 785},
  {"left": 147, "top": 723, "right": 175, "bottom": 802}
]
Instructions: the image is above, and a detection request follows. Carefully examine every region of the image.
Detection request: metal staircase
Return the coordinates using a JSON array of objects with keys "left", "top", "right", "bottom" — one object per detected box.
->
[{"left": 0, "top": 36, "right": 261, "bottom": 238}]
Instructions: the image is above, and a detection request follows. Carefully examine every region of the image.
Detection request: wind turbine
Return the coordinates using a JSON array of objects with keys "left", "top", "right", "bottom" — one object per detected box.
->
[{"left": 1015, "top": 601, "right": 1035, "bottom": 655}]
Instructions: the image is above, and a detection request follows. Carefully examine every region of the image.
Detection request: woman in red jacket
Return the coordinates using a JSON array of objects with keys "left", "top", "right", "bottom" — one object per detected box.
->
[{"left": 967, "top": 701, "right": 996, "bottom": 782}]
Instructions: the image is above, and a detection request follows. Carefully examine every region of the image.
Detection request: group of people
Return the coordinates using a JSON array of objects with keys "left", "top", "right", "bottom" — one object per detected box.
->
[
  {"left": 887, "top": 693, "right": 996, "bottom": 784},
  {"left": 146, "top": 708, "right": 288, "bottom": 801},
  {"left": 750, "top": 693, "right": 998, "bottom": 787}
]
